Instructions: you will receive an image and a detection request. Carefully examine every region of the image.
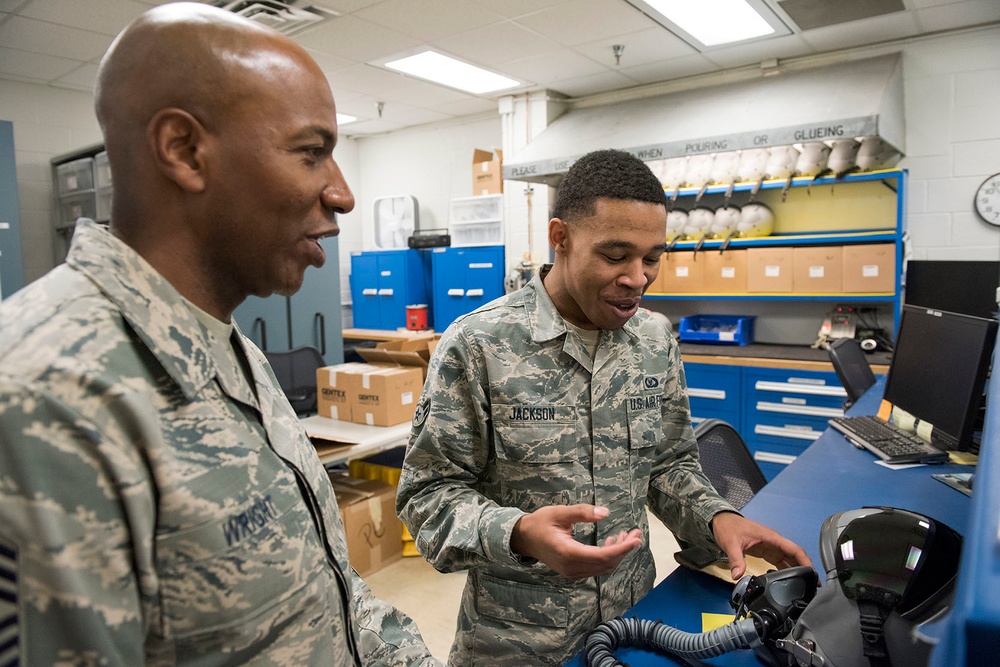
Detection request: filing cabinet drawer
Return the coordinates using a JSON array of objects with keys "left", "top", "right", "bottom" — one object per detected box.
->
[{"left": 745, "top": 367, "right": 847, "bottom": 413}]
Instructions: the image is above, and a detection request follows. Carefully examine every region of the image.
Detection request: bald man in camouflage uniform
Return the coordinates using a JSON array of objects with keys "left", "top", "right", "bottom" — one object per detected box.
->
[
  {"left": 397, "top": 150, "right": 811, "bottom": 665},
  {"left": 0, "top": 4, "right": 439, "bottom": 666}
]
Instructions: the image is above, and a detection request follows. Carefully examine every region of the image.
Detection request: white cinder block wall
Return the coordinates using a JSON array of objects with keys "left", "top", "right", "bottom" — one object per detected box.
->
[{"left": 1, "top": 26, "right": 998, "bottom": 310}]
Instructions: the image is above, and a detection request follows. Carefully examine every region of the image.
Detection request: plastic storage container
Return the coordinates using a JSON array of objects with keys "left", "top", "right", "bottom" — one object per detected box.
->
[
  {"left": 56, "top": 157, "right": 95, "bottom": 195},
  {"left": 449, "top": 194, "right": 502, "bottom": 246},
  {"left": 678, "top": 314, "right": 755, "bottom": 346},
  {"left": 58, "top": 191, "right": 97, "bottom": 228},
  {"left": 94, "top": 151, "right": 112, "bottom": 189}
]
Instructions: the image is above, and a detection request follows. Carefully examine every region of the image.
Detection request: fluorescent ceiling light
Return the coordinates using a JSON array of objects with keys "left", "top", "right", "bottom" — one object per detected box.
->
[
  {"left": 384, "top": 51, "right": 519, "bottom": 95},
  {"left": 337, "top": 113, "right": 357, "bottom": 125},
  {"left": 641, "top": 0, "right": 776, "bottom": 46}
]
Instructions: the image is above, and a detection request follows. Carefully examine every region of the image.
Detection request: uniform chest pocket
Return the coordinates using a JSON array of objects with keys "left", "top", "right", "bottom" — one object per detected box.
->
[
  {"left": 492, "top": 406, "right": 582, "bottom": 509},
  {"left": 626, "top": 393, "right": 663, "bottom": 450}
]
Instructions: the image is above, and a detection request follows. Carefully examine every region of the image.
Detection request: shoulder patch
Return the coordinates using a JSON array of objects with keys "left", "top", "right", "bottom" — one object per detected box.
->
[
  {"left": 0, "top": 538, "right": 21, "bottom": 665},
  {"left": 412, "top": 397, "right": 430, "bottom": 429}
]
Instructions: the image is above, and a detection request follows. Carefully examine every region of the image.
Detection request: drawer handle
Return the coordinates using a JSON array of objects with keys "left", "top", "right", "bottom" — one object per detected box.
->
[
  {"left": 466, "top": 288, "right": 484, "bottom": 297},
  {"left": 362, "top": 288, "right": 377, "bottom": 296},
  {"left": 755, "top": 380, "right": 847, "bottom": 398},
  {"left": 377, "top": 288, "right": 394, "bottom": 296},
  {"left": 447, "top": 288, "right": 465, "bottom": 297},
  {"left": 754, "top": 451, "right": 798, "bottom": 465},
  {"left": 688, "top": 388, "right": 726, "bottom": 400},
  {"left": 754, "top": 424, "right": 822, "bottom": 441},
  {"left": 756, "top": 401, "right": 844, "bottom": 418}
]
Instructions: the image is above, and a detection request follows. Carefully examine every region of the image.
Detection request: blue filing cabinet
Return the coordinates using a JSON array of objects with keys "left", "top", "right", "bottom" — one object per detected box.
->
[
  {"left": 430, "top": 245, "right": 505, "bottom": 332},
  {"left": 684, "top": 362, "right": 741, "bottom": 429},
  {"left": 350, "top": 249, "right": 429, "bottom": 330},
  {"left": 742, "top": 367, "right": 847, "bottom": 480}
]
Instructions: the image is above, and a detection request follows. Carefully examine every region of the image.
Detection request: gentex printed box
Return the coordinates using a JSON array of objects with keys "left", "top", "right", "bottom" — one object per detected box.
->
[
  {"left": 329, "top": 475, "right": 403, "bottom": 576},
  {"left": 793, "top": 246, "right": 843, "bottom": 293},
  {"left": 472, "top": 148, "right": 503, "bottom": 195},
  {"left": 747, "top": 247, "right": 793, "bottom": 293},
  {"left": 842, "top": 243, "right": 895, "bottom": 293},
  {"left": 316, "top": 363, "right": 368, "bottom": 421},
  {"left": 351, "top": 365, "right": 424, "bottom": 427}
]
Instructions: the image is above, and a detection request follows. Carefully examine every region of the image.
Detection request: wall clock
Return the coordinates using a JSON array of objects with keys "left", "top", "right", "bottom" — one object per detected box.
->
[{"left": 974, "top": 173, "right": 1000, "bottom": 227}]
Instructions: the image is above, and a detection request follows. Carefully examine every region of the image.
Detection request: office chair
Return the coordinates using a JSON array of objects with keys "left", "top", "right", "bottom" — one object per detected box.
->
[
  {"left": 265, "top": 346, "right": 326, "bottom": 416},
  {"left": 827, "top": 337, "right": 876, "bottom": 410},
  {"left": 693, "top": 418, "right": 767, "bottom": 511}
]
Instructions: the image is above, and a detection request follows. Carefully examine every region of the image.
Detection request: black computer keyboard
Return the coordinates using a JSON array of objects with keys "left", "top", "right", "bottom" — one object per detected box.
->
[{"left": 828, "top": 414, "right": 950, "bottom": 464}]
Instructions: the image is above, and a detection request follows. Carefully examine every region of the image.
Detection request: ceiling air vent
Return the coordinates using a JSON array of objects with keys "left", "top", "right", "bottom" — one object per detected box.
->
[{"left": 215, "top": 1, "right": 338, "bottom": 36}]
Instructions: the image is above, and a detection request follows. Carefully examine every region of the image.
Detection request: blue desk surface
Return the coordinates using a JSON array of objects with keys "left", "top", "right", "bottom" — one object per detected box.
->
[{"left": 565, "top": 377, "right": 975, "bottom": 666}]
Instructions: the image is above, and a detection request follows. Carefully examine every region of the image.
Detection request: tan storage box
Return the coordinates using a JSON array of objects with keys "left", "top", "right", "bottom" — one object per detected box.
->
[
  {"left": 747, "top": 248, "right": 794, "bottom": 293},
  {"left": 329, "top": 475, "right": 403, "bottom": 576},
  {"left": 657, "top": 251, "right": 705, "bottom": 293},
  {"left": 351, "top": 365, "right": 424, "bottom": 427},
  {"left": 842, "top": 243, "right": 895, "bottom": 293},
  {"left": 793, "top": 246, "right": 843, "bottom": 293},
  {"left": 472, "top": 148, "right": 503, "bottom": 195},
  {"left": 316, "top": 363, "right": 370, "bottom": 421},
  {"left": 702, "top": 249, "right": 747, "bottom": 293}
]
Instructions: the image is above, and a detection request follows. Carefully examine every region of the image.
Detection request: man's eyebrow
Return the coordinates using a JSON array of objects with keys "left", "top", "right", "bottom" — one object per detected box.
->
[{"left": 291, "top": 125, "right": 336, "bottom": 145}]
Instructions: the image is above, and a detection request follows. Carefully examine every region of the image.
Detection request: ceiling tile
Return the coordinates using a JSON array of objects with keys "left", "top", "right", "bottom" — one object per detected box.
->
[
  {"left": 572, "top": 26, "right": 697, "bottom": 68},
  {"left": 355, "top": 0, "right": 503, "bottom": 42},
  {"left": 915, "top": 1, "right": 1000, "bottom": 32},
  {"left": 546, "top": 68, "right": 641, "bottom": 98},
  {"left": 0, "top": 0, "right": 26, "bottom": 11},
  {"left": 19, "top": 0, "right": 147, "bottom": 36},
  {"left": 701, "top": 33, "right": 814, "bottom": 69},
  {"left": 468, "top": 0, "right": 570, "bottom": 19},
  {"left": 515, "top": 0, "right": 656, "bottom": 47},
  {"left": 429, "top": 96, "right": 498, "bottom": 117},
  {"left": 312, "top": 0, "right": 383, "bottom": 12},
  {"left": 294, "top": 14, "right": 422, "bottom": 62},
  {"left": 0, "top": 45, "right": 80, "bottom": 82},
  {"left": 379, "top": 79, "right": 478, "bottom": 106},
  {"left": 619, "top": 54, "right": 720, "bottom": 85},
  {"left": 800, "top": 12, "right": 921, "bottom": 52},
  {"left": 51, "top": 62, "right": 99, "bottom": 90},
  {"left": 431, "top": 19, "right": 558, "bottom": 68},
  {"left": 326, "top": 63, "right": 414, "bottom": 97},
  {"left": 0, "top": 16, "right": 110, "bottom": 61},
  {"left": 499, "top": 49, "right": 605, "bottom": 85}
]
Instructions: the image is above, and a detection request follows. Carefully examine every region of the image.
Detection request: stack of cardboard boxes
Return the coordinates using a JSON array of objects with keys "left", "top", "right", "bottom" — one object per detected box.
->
[
  {"left": 654, "top": 243, "right": 895, "bottom": 295},
  {"left": 316, "top": 336, "right": 438, "bottom": 427},
  {"left": 328, "top": 474, "right": 403, "bottom": 576}
]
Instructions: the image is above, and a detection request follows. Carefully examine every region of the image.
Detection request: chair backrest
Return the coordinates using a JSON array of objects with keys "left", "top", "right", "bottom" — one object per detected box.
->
[
  {"left": 827, "top": 337, "right": 876, "bottom": 409},
  {"left": 693, "top": 418, "right": 767, "bottom": 510},
  {"left": 265, "top": 346, "right": 326, "bottom": 416}
]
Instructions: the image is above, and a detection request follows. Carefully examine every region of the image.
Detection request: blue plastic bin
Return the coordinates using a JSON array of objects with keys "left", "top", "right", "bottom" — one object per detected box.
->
[{"left": 678, "top": 314, "right": 755, "bottom": 346}]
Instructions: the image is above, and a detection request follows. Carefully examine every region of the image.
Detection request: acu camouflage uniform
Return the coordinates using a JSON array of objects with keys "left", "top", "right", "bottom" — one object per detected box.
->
[
  {"left": 396, "top": 268, "right": 738, "bottom": 666},
  {"left": 0, "top": 220, "right": 441, "bottom": 667}
]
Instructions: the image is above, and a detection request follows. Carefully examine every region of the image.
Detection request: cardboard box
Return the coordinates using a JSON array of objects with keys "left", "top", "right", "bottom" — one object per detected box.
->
[
  {"left": 657, "top": 251, "right": 705, "bottom": 293},
  {"left": 329, "top": 475, "right": 403, "bottom": 576},
  {"left": 793, "top": 246, "right": 843, "bottom": 293},
  {"left": 843, "top": 243, "right": 895, "bottom": 293},
  {"left": 747, "top": 248, "right": 794, "bottom": 293},
  {"left": 351, "top": 365, "right": 424, "bottom": 427},
  {"left": 316, "top": 363, "right": 368, "bottom": 421},
  {"left": 472, "top": 148, "right": 503, "bottom": 195},
  {"left": 702, "top": 249, "right": 747, "bottom": 293},
  {"left": 356, "top": 336, "right": 439, "bottom": 381}
]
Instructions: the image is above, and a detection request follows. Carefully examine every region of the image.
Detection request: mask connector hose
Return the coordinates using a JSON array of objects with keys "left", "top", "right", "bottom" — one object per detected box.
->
[{"left": 585, "top": 616, "right": 762, "bottom": 667}]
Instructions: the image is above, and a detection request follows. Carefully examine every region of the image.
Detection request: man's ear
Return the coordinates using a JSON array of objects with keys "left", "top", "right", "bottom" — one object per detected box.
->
[
  {"left": 549, "top": 217, "right": 569, "bottom": 256},
  {"left": 147, "top": 108, "right": 209, "bottom": 193}
]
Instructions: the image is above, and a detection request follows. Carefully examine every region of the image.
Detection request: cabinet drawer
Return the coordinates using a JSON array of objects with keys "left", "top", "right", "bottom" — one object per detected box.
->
[
  {"left": 745, "top": 367, "right": 846, "bottom": 412},
  {"left": 684, "top": 363, "right": 741, "bottom": 404}
]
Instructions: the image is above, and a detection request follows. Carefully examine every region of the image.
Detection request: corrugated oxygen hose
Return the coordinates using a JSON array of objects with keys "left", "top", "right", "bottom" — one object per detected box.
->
[{"left": 585, "top": 616, "right": 762, "bottom": 667}]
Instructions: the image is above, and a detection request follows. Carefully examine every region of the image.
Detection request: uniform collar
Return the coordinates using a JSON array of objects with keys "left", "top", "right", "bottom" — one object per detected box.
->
[
  {"left": 524, "top": 265, "right": 642, "bottom": 345},
  {"left": 66, "top": 219, "right": 235, "bottom": 403}
]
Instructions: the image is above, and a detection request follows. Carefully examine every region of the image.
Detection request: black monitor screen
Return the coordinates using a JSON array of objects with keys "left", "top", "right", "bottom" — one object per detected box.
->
[
  {"left": 884, "top": 306, "right": 998, "bottom": 451},
  {"left": 905, "top": 260, "right": 1000, "bottom": 319}
]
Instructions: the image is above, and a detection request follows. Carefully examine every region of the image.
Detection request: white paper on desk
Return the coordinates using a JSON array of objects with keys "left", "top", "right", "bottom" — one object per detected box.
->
[{"left": 874, "top": 460, "right": 926, "bottom": 470}]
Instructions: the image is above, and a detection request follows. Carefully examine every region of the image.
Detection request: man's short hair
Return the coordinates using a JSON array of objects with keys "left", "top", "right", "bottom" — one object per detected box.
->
[{"left": 552, "top": 149, "right": 667, "bottom": 222}]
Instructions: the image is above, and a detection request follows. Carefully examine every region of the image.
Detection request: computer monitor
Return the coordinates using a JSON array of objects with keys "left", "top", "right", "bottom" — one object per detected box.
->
[
  {"left": 883, "top": 305, "right": 998, "bottom": 452},
  {"left": 905, "top": 260, "right": 1000, "bottom": 319}
]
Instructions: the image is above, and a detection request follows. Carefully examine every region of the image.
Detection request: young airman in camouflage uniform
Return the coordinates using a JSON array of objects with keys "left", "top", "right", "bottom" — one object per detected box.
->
[
  {"left": 397, "top": 149, "right": 811, "bottom": 665},
  {"left": 0, "top": 4, "right": 441, "bottom": 666}
]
